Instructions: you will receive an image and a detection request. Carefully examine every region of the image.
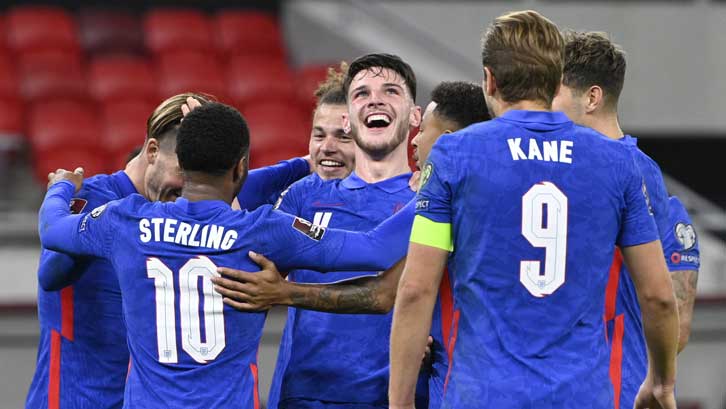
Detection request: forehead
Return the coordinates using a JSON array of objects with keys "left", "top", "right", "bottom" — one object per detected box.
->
[
  {"left": 313, "top": 104, "right": 347, "bottom": 126},
  {"left": 349, "top": 67, "right": 407, "bottom": 91}
]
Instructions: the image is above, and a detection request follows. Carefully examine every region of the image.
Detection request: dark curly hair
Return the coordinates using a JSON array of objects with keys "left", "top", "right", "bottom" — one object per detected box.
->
[
  {"left": 562, "top": 31, "right": 626, "bottom": 110},
  {"left": 343, "top": 53, "right": 417, "bottom": 102},
  {"left": 176, "top": 102, "right": 249, "bottom": 176},
  {"left": 430, "top": 81, "right": 491, "bottom": 128}
]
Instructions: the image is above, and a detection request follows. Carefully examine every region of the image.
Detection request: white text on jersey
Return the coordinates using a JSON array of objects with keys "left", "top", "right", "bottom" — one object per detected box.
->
[
  {"left": 138, "top": 218, "right": 238, "bottom": 250},
  {"left": 507, "top": 138, "right": 573, "bottom": 164}
]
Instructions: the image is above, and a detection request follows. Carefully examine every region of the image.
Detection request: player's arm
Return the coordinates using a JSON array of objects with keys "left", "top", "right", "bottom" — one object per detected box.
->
[
  {"left": 236, "top": 157, "right": 311, "bottom": 210},
  {"left": 37, "top": 250, "right": 82, "bottom": 291},
  {"left": 39, "top": 169, "right": 110, "bottom": 259},
  {"left": 672, "top": 268, "right": 697, "bottom": 352},
  {"left": 213, "top": 253, "right": 405, "bottom": 313},
  {"left": 389, "top": 217, "right": 450, "bottom": 409}
]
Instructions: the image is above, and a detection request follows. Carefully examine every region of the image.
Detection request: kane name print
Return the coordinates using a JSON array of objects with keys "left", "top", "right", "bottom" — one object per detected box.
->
[
  {"left": 138, "top": 218, "right": 238, "bottom": 250},
  {"left": 507, "top": 138, "right": 573, "bottom": 164}
]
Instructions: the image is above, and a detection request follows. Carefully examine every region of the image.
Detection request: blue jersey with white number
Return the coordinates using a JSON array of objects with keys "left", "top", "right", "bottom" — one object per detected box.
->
[
  {"left": 270, "top": 172, "right": 419, "bottom": 408},
  {"left": 39, "top": 181, "right": 409, "bottom": 409},
  {"left": 27, "top": 170, "right": 136, "bottom": 409},
  {"left": 415, "top": 110, "right": 659, "bottom": 408},
  {"left": 606, "top": 135, "right": 671, "bottom": 409}
]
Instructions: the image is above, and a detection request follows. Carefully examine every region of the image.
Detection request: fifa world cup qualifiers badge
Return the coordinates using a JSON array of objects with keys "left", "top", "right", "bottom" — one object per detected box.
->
[{"left": 419, "top": 162, "right": 434, "bottom": 190}]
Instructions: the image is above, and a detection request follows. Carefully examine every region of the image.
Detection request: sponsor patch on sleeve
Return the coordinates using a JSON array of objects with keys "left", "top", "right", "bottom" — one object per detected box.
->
[
  {"left": 292, "top": 217, "right": 326, "bottom": 241},
  {"left": 674, "top": 222, "right": 697, "bottom": 250},
  {"left": 415, "top": 199, "right": 430, "bottom": 211},
  {"left": 69, "top": 198, "right": 88, "bottom": 214},
  {"left": 419, "top": 162, "right": 433, "bottom": 190}
]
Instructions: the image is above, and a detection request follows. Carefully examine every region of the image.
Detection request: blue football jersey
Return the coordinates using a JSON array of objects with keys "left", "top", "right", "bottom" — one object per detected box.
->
[
  {"left": 237, "top": 158, "right": 310, "bottom": 210},
  {"left": 605, "top": 135, "right": 670, "bottom": 409},
  {"left": 415, "top": 110, "right": 659, "bottom": 408},
  {"left": 269, "top": 172, "right": 418, "bottom": 409},
  {"left": 27, "top": 170, "right": 136, "bottom": 409},
  {"left": 39, "top": 181, "right": 409, "bottom": 409}
]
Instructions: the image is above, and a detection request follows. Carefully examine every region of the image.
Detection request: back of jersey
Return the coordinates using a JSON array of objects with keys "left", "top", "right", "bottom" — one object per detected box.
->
[
  {"left": 105, "top": 197, "right": 270, "bottom": 409},
  {"left": 415, "top": 110, "right": 657, "bottom": 408}
]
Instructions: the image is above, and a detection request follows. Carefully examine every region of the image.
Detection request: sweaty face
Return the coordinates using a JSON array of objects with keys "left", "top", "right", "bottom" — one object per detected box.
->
[
  {"left": 309, "top": 104, "right": 355, "bottom": 180},
  {"left": 347, "top": 67, "right": 415, "bottom": 157},
  {"left": 552, "top": 84, "right": 587, "bottom": 125},
  {"left": 411, "top": 102, "right": 450, "bottom": 170},
  {"left": 144, "top": 138, "right": 183, "bottom": 202}
]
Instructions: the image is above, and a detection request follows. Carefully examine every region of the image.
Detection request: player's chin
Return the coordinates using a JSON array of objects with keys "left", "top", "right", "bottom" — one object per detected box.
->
[{"left": 318, "top": 167, "right": 348, "bottom": 180}]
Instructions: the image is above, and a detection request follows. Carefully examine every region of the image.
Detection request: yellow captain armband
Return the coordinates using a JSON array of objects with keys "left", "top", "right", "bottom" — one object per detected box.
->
[{"left": 410, "top": 215, "right": 453, "bottom": 252}]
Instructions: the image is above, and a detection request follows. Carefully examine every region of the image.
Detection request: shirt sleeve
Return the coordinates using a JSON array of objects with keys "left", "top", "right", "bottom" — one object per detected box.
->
[
  {"left": 663, "top": 196, "right": 701, "bottom": 271},
  {"left": 411, "top": 138, "right": 455, "bottom": 250},
  {"left": 616, "top": 149, "right": 660, "bottom": 247},
  {"left": 237, "top": 158, "right": 310, "bottom": 210},
  {"left": 254, "top": 202, "right": 413, "bottom": 272},
  {"left": 38, "top": 181, "right": 114, "bottom": 259},
  {"left": 37, "top": 250, "right": 85, "bottom": 291}
]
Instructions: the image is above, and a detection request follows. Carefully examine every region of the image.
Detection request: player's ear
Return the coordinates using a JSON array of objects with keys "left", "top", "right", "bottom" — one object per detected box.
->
[
  {"left": 233, "top": 154, "right": 248, "bottom": 182},
  {"left": 483, "top": 67, "right": 497, "bottom": 97},
  {"left": 586, "top": 85, "right": 603, "bottom": 113},
  {"left": 144, "top": 138, "right": 160, "bottom": 165},
  {"left": 410, "top": 105, "right": 422, "bottom": 128}
]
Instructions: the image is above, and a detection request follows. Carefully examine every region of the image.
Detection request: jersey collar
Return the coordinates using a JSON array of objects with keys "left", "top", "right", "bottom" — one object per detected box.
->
[
  {"left": 341, "top": 171, "right": 413, "bottom": 193},
  {"left": 620, "top": 134, "right": 638, "bottom": 146},
  {"left": 112, "top": 170, "right": 139, "bottom": 197},
  {"left": 499, "top": 110, "right": 571, "bottom": 128}
]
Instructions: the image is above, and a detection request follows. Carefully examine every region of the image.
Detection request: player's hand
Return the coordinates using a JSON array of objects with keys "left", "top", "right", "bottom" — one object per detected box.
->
[
  {"left": 408, "top": 171, "right": 421, "bottom": 192},
  {"left": 47, "top": 167, "right": 84, "bottom": 192},
  {"left": 633, "top": 374, "right": 676, "bottom": 409},
  {"left": 211, "top": 251, "right": 288, "bottom": 311},
  {"left": 181, "top": 96, "right": 202, "bottom": 117}
]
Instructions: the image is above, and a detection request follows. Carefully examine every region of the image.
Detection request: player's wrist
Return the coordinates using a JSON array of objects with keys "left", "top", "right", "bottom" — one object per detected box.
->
[{"left": 279, "top": 280, "right": 296, "bottom": 306}]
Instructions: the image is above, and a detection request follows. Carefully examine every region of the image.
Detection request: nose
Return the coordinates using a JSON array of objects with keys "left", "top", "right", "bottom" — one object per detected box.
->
[
  {"left": 320, "top": 136, "right": 338, "bottom": 154},
  {"left": 411, "top": 132, "right": 421, "bottom": 147},
  {"left": 366, "top": 89, "right": 385, "bottom": 107}
]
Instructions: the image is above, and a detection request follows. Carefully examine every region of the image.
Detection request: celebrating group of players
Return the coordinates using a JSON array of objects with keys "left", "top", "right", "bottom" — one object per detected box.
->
[{"left": 26, "top": 9, "right": 700, "bottom": 409}]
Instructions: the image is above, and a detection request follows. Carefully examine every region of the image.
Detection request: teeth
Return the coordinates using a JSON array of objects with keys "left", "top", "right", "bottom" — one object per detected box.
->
[
  {"left": 366, "top": 114, "right": 391, "bottom": 124},
  {"left": 320, "top": 160, "right": 343, "bottom": 167}
]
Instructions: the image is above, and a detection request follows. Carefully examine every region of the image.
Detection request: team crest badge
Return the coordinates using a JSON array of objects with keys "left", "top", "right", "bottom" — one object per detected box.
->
[
  {"left": 674, "top": 222, "right": 697, "bottom": 250},
  {"left": 419, "top": 163, "right": 434, "bottom": 190}
]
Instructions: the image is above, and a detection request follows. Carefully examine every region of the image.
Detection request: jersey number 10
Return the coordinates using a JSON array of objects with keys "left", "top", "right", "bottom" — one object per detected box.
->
[
  {"left": 520, "top": 182, "right": 568, "bottom": 298},
  {"left": 146, "top": 256, "right": 226, "bottom": 364}
]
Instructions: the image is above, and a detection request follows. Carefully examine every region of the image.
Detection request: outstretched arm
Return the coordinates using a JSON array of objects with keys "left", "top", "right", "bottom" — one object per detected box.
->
[{"left": 236, "top": 158, "right": 311, "bottom": 210}]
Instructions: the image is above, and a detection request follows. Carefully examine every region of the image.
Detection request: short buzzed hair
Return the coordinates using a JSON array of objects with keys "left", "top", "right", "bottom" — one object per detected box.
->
[
  {"left": 431, "top": 81, "right": 491, "bottom": 129},
  {"left": 481, "top": 10, "right": 564, "bottom": 106},
  {"left": 343, "top": 53, "right": 417, "bottom": 102},
  {"left": 562, "top": 31, "right": 626, "bottom": 110}
]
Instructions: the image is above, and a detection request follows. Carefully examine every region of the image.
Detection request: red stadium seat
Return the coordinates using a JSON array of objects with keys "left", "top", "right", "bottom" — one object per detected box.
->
[
  {"left": 157, "top": 52, "right": 227, "bottom": 102},
  {"left": 226, "top": 56, "right": 297, "bottom": 108},
  {"left": 0, "top": 58, "right": 19, "bottom": 98},
  {"left": 78, "top": 8, "right": 144, "bottom": 55},
  {"left": 144, "top": 9, "right": 213, "bottom": 54},
  {"left": 0, "top": 96, "right": 25, "bottom": 136},
  {"left": 28, "top": 100, "right": 101, "bottom": 153},
  {"left": 296, "top": 63, "right": 338, "bottom": 113},
  {"left": 89, "top": 56, "right": 157, "bottom": 103},
  {"left": 34, "top": 148, "right": 109, "bottom": 184},
  {"left": 18, "top": 50, "right": 87, "bottom": 101},
  {"left": 214, "top": 11, "right": 285, "bottom": 59},
  {"left": 244, "top": 103, "right": 310, "bottom": 167},
  {"left": 101, "top": 100, "right": 155, "bottom": 161},
  {"left": 6, "top": 6, "right": 79, "bottom": 53}
]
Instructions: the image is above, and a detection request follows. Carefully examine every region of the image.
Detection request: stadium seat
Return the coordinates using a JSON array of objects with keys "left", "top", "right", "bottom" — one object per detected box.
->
[
  {"left": 0, "top": 96, "right": 24, "bottom": 137},
  {"left": 144, "top": 9, "right": 213, "bottom": 54},
  {"left": 101, "top": 100, "right": 155, "bottom": 162},
  {"left": 27, "top": 100, "right": 101, "bottom": 153},
  {"left": 6, "top": 6, "right": 79, "bottom": 53},
  {"left": 33, "top": 148, "right": 109, "bottom": 184},
  {"left": 0, "top": 58, "right": 19, "bottom": 98},
  {"left": 244, "top": 103, "right": 310, "bottom": 167},
  {"left": 226, "top": 56, "right": 297, "bottom": 108},
  {"left": 296, "top": 64, "right": 337, "bottom": 113},
  {"left": 156, "top": 52, "right": 227, "bottom": 102},
  {"left": 214, "top": 10, "right": 285, "bottom": 59},
  {"left": 78, "top": 8, "right": 144, "bottom": 55},
  {"left": 89, "top": 56, "right": 157, "bottom": 103},
  {"left": 18, "top": 50, "right": 87, "bottom": 101}
]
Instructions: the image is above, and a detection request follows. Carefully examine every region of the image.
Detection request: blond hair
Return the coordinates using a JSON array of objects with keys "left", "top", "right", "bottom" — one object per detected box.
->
[{"left": 146, "top": 92, "right": 216, "bottom": 141}]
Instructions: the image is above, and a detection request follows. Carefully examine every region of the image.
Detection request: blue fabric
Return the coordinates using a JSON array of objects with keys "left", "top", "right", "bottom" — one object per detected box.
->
[
  {"left": 237, "top": 158, "right": 310, "bottom": 210},
  {"left": 38, "top": 183, "right": 410, "bottom": 408},
  {"left": 27, "top": 171, "right": 136, "bottom": 409},
  {"left": 415, "top": 110, "right": 659, "bottom": 408},
  {"left": 269, "top": 171, "right": 425, "bottom": 408}
]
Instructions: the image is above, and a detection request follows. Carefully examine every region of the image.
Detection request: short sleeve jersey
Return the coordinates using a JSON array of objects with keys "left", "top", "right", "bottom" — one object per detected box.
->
[
  {"left": 27, "top": 170, "right": 136, "bottom": 409},
  {"left": 414, "top": 110, "right": 658, "bottom": 409},
  {"left": 270, "top": 171, "right": 416, "bottom": 408}
]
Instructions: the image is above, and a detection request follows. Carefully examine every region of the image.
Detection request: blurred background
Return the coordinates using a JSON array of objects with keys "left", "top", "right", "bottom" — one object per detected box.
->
[{"left": 0, "top": 0, "right": 724, "bottom": 408}]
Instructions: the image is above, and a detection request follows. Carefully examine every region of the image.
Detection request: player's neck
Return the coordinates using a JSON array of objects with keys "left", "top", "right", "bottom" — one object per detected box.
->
[
  {"left": 181, "top": 174, "right": 235, "bottom": 204},
  {"left": 497, "top": 99, "right": 550, "bottom": 115},
  {"left": 354, "top": 142, "right": 411, "bottom": 184},
  {"left": 587, "top": 113, "right": 624, "bottom": 140},
  {"left": 124, "top": 154, "right": 147, "bottom": 197}
]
